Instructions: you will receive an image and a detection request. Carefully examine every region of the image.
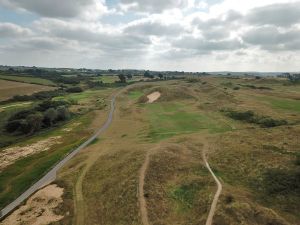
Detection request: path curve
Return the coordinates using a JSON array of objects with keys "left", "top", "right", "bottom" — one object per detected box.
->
[
  {"left": 0, "top": 91, "right": 120, "bottom": 220},
  {"left": 203, "top": 144, "right": 222, "bottom": 225},
  {"left": 138, "top": 151, "right": 151, "bottom": 225}
]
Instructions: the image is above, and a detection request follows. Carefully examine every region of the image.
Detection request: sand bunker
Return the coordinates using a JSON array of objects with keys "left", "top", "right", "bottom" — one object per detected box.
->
[
  {"left": 0, "top": 136, "right": 62, "bottom": 171},
  {"left": 0, "top": 184, "right": 64, "bottom": 225},
  {"left": 147, "top": 92, "right": 161, "bottom": 103}
]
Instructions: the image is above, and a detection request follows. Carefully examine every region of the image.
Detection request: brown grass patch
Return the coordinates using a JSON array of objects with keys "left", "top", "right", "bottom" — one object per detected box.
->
[{"left": 0, "top": 79, "right": 55, "bottom": 101}]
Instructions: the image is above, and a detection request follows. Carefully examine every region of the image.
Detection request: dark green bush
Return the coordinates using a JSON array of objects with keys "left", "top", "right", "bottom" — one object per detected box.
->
[
  {"left": 66, "top": 86, "right": 83, "bottom": 93},
  {"left": 226, "top": 110, "right": 254, "bottom": 121}
]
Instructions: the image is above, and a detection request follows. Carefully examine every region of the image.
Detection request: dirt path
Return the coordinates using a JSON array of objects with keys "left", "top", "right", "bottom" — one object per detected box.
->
[
  {"left": 74, "top": 149, "right": 103, "bottom": 225},
  {"left": 138, "top": 151, "right": 151, "bottom": 225},
  {"left": 202, "top": 142, "right": 222, "bottom": 225}
]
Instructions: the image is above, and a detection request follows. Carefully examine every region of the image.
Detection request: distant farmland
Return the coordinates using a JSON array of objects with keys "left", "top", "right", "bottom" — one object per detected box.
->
[
  {"left": 0, "top": 79, "right": 55, "bottom": 101},
  {"left": 0, "top": 74, "right": 56, "bottom": 86}
]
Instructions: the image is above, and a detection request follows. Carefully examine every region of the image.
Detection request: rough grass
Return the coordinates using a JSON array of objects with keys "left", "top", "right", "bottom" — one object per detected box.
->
[
  {"left": 144, "top": 141, "right": 214, "bottom": 224},
  {"left": 0, "top": 74, "right": 55, "bottom": 86},
  {"left": 257, "top": 96, "right": 300, "bottom": 112},
  {"left": 209, "top": 125, "right": 300, "bottom": 223},
  {"left": 4, "top": 77, "right": 298, "bottom": 224}
]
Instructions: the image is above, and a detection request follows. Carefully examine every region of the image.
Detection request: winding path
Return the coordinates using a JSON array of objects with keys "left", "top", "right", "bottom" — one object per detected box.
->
[
  {"left": 203, "top": 144, "right": 222, "bottom": 225},
  {"left": 0, "top": 92, "right": 119, "bottom": 220},
  {"left": 138, "top": 151, "right": 151, "bottom": 225}
]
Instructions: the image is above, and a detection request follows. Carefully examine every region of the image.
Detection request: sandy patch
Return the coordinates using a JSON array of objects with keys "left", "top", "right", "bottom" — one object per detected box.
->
[
  {"left": 147, "top": 92, "right": 161, "bottom": 103},
  {"left": 62, "top": 122, "right": 81, "bottom": 132},
  {"left": 0, "top": 136, "right": 62, "bottom": 171},
  {"left": 0, "top": 184, "right": 64, "bottom": 225}
]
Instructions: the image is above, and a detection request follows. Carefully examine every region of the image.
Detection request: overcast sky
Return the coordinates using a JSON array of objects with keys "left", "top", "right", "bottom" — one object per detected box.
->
[{"left": 0, "top": 0, "right": 300, "bottom": 72}]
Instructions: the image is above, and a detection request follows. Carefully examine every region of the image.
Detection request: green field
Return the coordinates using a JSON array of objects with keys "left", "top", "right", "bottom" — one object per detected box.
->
[
  {"left": 128, "top": 90, "right": 144, "bottom": 100},
  {"left": 53, "top": 89, "right": 107, "bottom": 103},
  {"left": 145, "top": 102, "right": 231, "bottom": 141},
  {"left": 0, "top": 74, "right": 55, "bottom": 86},
  {"left": 94, "top": 75, "right": 119, "bottom": 84}
]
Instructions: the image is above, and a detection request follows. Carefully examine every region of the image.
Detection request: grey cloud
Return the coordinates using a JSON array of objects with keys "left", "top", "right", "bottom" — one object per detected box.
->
[
  {"left": 124, "top": 20, "right": 184, "bottom": 36},
  {"left": 246, "top": 2, "right": 300, "bottom": 26},
  {"left": 193, "top": 11, "right": 241, "bottom": 40},
  {"left": 201, "top": 28, "right": 230, "bottom": 40},
  {"left": 0, "top": 23, "right": 32, "bottom": 38},
  {"left": 225, "top": 10, "right": 243, "bottom": 22},
  {"left": 0, "top": 0, "right": 98, "bottom": 18},
  {"left": 242, "top": 26, "right": 300, "bottom": 51},
  {"left": 120, "top": 0, "right": 188, "bottom": 13},
  {"left": 173, "top": 36, "right": 243, "bottom": 53},
  {"left": 35, "top": 20, "right": 151, "bottom": 52},
  {"left": 4, "top": 37, "right": 70, "bottom": 52}
]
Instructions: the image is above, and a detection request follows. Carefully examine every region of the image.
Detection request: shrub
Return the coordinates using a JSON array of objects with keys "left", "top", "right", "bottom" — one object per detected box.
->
[
  {"left": 8, "top": 109, "right": 35, "bottom": 121},
  {"left": 56, "top": 106, "right": 70, "bottom": 121},
  {"left": 66, "top": 86, "right": 83, "bottom": 93},
  {"left": 295, "top": 154, "right": 300, "bottom": 166},
  {"left": 227, "top": 110, "right": 254, "bottom": 121},
  {"left": 258, "top": 118, "right": 287, "bottom": 128},
  {"left": 5, "top": 120, "right": 23, "bottom": 133},
  {"left": 36, "top": 100, "right": 68, "bottom": 112},
  {"left": 43, "top": 108, "right": 58, "bottom": 126},
  {"left": 24, "top": 113, "right": 44, "bottom": 134}
]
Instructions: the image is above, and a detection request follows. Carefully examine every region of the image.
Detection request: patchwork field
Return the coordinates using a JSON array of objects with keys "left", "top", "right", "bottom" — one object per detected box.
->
[
  {"left": 0, "top": 79, "right": 55, "bottom": 101},
  {"left": 1, "top": 77, "right": 299, "bottom": 225},
  {"left": 0, "top": 87, "right": 114, "bottom": 211}
]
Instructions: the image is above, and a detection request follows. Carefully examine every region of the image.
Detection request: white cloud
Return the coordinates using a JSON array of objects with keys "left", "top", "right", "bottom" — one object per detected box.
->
[{"left": 0, "top": 0, "right": 300, "bottom": 71}]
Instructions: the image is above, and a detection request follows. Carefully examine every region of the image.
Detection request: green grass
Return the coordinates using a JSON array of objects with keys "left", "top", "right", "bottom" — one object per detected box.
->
[
  {"left": 94, "top": 76, "right": 119, "bottom": 84},
  {"left": 0, "top": 74, "right": 55, "bottom": 86},
  {"left": 53, "top": 90, "right": 105, "bottom": 103},
  {"left": 128, "top": 90, "right": 143, "bottom": 100},
  {"left": 0, "top": 102, "right": 33, "bottom": 111},
  {"left": 169, "top": 183, "right": 200, "bottom": 211},
  {"left": 145, "top": 103, "right": 231, "bottom": 141},
  {"left": 257, "top": 96, "right": 300, "bottom": 112}
]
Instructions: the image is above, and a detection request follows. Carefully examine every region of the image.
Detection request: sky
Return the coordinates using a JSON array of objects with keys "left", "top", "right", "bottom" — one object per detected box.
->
[{"left": 0, "top": 0, "right": 300, "bottom": 72}]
